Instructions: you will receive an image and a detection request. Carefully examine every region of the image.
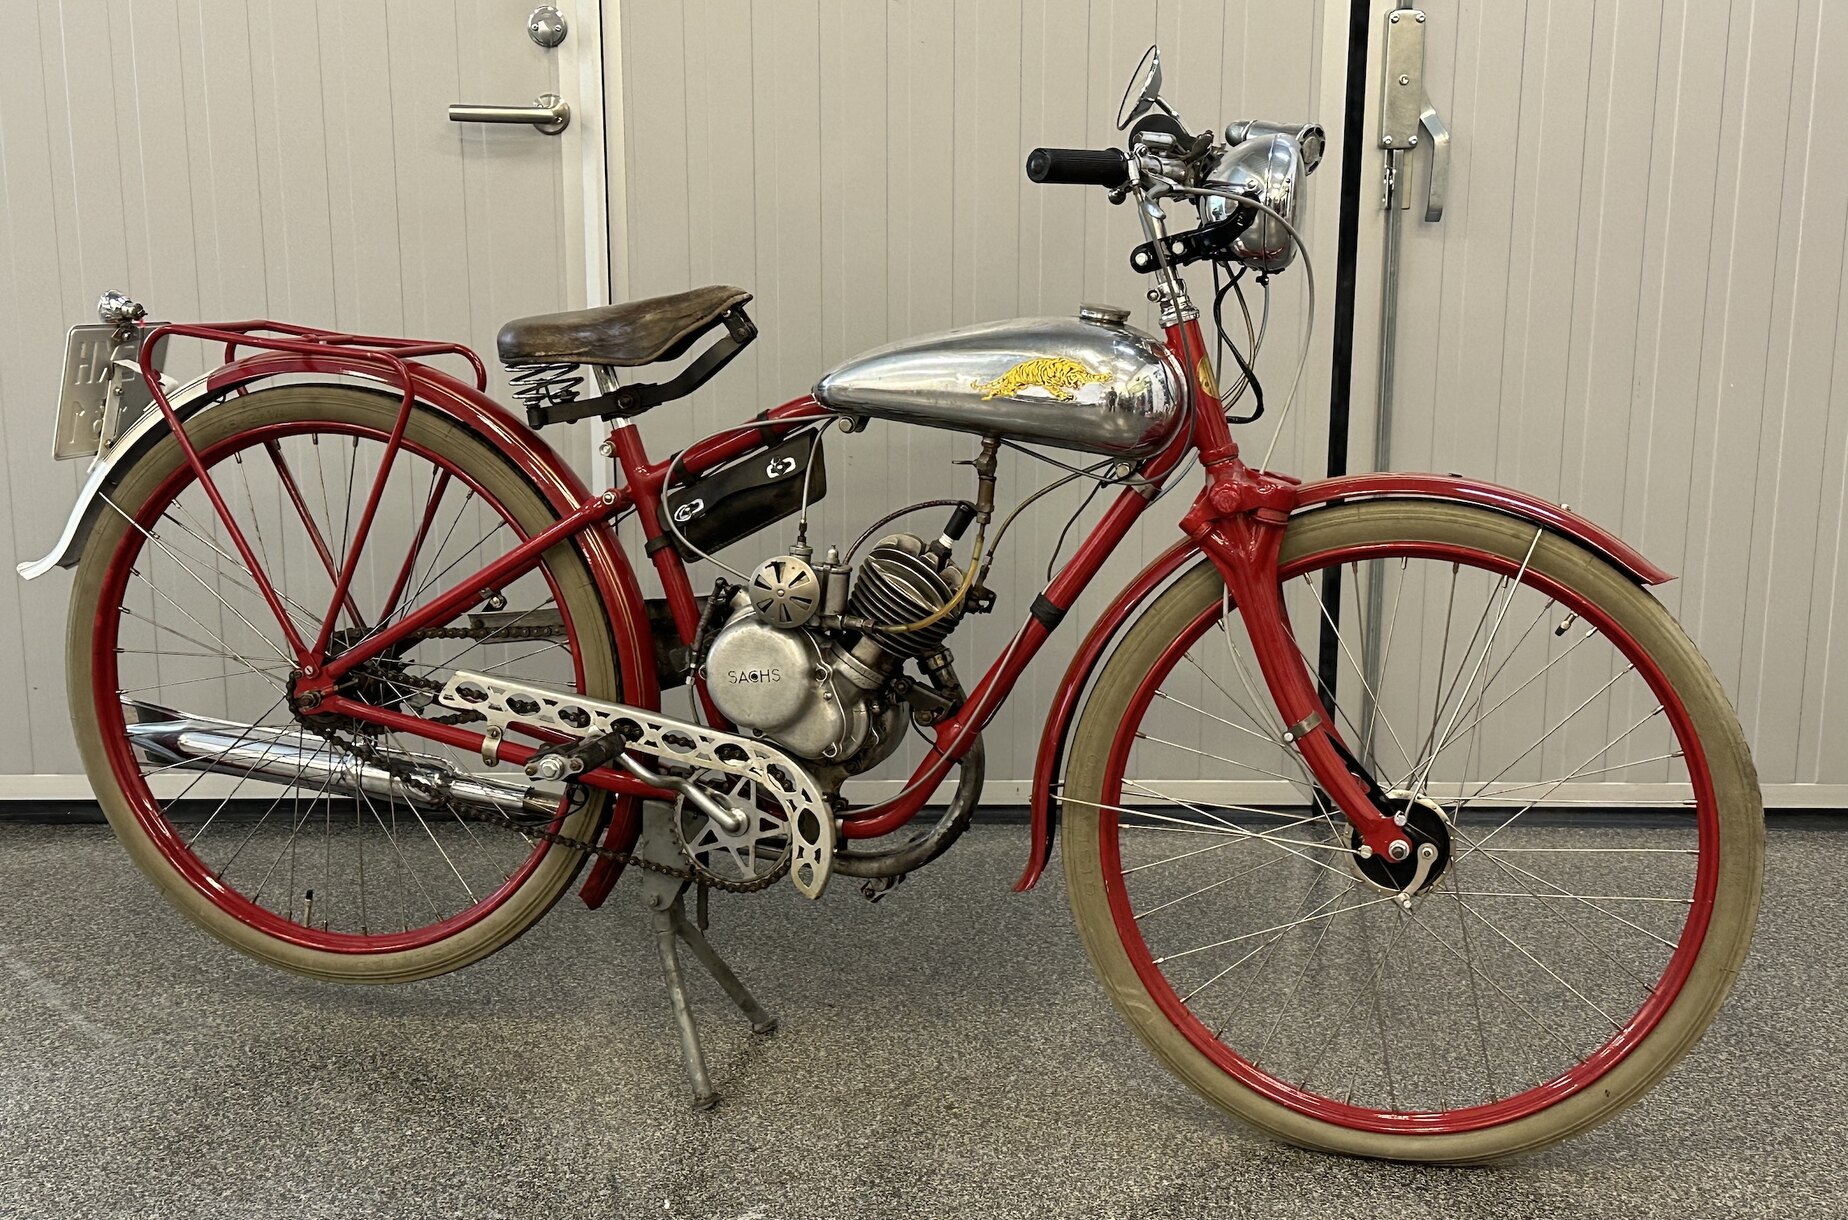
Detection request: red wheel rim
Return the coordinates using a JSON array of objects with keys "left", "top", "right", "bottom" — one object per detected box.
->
[
  {"left": 91, "top": 416, "right": 593, "bottom": 955},
  {"left": 1097, "top": 540, "right": 1721, "bottom": 1136}
]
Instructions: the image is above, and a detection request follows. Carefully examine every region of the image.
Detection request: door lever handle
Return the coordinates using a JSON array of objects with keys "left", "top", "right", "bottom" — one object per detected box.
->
[
  {"left": 1417, "top": 102, "right": 1449, "bottom": 222},
  {"left": 448, "top": 93, "right": 570, "bottom": 135}
]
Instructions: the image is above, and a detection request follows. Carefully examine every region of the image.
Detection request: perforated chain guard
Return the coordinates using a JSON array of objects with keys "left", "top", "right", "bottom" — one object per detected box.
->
[{"left": 435, "top": 671, "right": 835, "bottom": 898}]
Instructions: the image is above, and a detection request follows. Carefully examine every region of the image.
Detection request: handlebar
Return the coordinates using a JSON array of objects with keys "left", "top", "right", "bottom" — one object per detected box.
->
[{"left": 1024, "top": 147, "right": 1129, "bottom": 188}]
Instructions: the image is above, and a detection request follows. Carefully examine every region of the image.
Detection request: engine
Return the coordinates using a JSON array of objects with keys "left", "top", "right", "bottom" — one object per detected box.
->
[{"left": 703, "top": 527, "right": 968, "bottom": 766}]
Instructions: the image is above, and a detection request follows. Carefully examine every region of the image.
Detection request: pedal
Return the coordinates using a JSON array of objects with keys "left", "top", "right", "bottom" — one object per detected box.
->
[
  {"left": 436, "top": 671, "right": 835, "bottom": 898},
  {"left": 523, "top": 728, "right": 630, "bottom": 783}
]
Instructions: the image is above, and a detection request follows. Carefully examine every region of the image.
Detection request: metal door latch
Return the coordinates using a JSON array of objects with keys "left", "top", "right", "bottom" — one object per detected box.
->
[{"left": 1379, "top": 8, "right": 1450, "bottom": 222}]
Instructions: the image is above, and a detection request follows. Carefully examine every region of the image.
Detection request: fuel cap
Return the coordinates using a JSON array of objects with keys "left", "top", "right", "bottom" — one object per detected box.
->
[{"left": 1078, "top": 302, "right": 1132, "bottom": 327}]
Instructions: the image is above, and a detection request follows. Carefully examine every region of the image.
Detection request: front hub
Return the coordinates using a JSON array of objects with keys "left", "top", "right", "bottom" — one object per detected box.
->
[{"left": 1349, "top": 788, "right": 1452, "bottom": 894}]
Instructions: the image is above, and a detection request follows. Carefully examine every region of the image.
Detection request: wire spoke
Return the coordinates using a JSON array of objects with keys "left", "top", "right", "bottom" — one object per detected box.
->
[
  {"left": 1153, "top": 688, "right": 1293, "bottom": 752},
  {"left": 1134, "top": 823, "right": 1323, "bottom": 918},
  {"left": 1409, "top": 530, "right": 1544, "bottom": 795},
  {"left": 1115, "top": 783, "right": 1362, "bottom": 862},
  {"left": 106, "top": 494, "right": 294, "bottom": 664},
  {"left": 1297, "top": 571, "right": 1415, "bottom": 771},
  {"left": 120, "top": 588, "right": 281, "bottom": 687},
  {"left": 1178, "top": 883, "right": 1358, "bottom": 1004},
  {"left": 1155, "top": 892, "right": 1400, "bottom": 967},
  {"left": 1455, "top": 703, "right": 1664, "bottom": 852},
  {"left": 160, "top": 500, "right": 325, "bottom": 636},
  {"left": 1450, "top": 894, "right": 1621, "bottom": 1028},
  {"left": 1134, "top": 730, "right": 1311, "bottom": 785},
  {"left": 1448, "top": 826, "right": 1684, "bottom": 951}
]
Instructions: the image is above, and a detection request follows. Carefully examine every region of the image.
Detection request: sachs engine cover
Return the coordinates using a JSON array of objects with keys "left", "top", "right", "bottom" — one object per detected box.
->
[
  {"left": 704, "top": 597, "right": 869, "bottom": 761},
  {"left": 813, "top": 313, "right": 1184, "bottom": 458}
]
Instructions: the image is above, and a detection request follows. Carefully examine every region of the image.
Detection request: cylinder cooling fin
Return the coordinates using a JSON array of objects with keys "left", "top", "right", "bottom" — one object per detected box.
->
[{"left": 848, "top": 541, "right": 961, "bottom": 657}]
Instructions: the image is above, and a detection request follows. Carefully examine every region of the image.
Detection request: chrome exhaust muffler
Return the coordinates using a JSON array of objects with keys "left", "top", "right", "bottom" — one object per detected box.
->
[{"left": 121, "top": 700, "right": 558, "bottom": 819}]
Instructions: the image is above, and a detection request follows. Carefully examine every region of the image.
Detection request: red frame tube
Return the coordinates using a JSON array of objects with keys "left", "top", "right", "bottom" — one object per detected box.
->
[
  {"left": 313, "top": 492, "right": 617, "bottom": 683},
  {"left": 307, "top": 386, "right": 414, "bottom": 658},
  {"left": 377, "top": 469, "right": 453, "bottom": 624},
  {"left": 316, "top": 694, "right": 673, "bottom": 802}
]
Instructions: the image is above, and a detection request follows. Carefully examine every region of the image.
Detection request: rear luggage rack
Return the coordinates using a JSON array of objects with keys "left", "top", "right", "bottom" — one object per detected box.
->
[
  {"left": 123, "top": 318, "right": 494, "bottom": 666},
  {"left": 138, "top": 317, "right": 489, "bottom": 413}
]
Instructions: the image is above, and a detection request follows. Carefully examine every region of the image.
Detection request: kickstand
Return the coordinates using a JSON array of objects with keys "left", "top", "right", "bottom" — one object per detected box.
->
[{"left": 637, "top": 808, "right": 776, "bottom": 1110}]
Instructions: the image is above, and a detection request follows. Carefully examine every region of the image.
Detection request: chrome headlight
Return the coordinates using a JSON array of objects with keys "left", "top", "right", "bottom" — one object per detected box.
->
[{"left": 1201, "top": 123, "right": 1323, "bottom": 273}]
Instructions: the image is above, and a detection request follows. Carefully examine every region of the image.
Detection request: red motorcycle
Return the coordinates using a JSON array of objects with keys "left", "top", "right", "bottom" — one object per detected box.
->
[{"left": 21, "top": 49, "right": 1761, "bottom": 1161}]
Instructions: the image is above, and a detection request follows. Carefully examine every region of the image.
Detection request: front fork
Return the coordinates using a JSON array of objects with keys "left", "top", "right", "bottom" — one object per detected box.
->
[{"left": 1179, "top": 451, "right": 1415, "bottom": 865}]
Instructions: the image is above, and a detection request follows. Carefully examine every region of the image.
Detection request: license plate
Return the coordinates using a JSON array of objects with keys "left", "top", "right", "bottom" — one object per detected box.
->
[{"left": 51, "top": 324, "right": 168, "bottom": 461}]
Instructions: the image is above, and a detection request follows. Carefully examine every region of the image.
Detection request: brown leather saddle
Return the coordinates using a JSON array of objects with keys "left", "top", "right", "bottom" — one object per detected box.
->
[
  {"left": 496, "top": 285, "right": 756, "bottom": 426},
  {"left": 498, "top": 285, "right": 751, "bottom": 368}
]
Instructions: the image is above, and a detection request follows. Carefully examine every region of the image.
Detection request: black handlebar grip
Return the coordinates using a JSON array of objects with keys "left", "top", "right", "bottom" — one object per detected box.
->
[{"left": 1025, "top": 147, "right": 1129, "bottom": 188}]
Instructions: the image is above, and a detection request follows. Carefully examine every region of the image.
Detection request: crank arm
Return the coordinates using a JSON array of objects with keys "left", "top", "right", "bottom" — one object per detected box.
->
[
  {"left": 435, "top": 671, "right": 835, "bottom": 898},
  {"left": 616, "top": 752, "right": 748, "bottom": 835}
]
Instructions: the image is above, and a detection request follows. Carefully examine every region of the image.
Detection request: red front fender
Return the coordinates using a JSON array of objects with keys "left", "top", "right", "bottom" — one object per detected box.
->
[
  {"left": 1014, "top": 471, "right": 1673, "bottom": 891},
  {"left": 1296, "top": 473, "right": 1672, "bottom": 584}
]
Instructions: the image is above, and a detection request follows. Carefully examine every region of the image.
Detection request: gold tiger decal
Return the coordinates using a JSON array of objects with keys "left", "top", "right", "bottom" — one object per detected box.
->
[{"left": 975, "top": 356, "right": 1111, "bottom": 401}]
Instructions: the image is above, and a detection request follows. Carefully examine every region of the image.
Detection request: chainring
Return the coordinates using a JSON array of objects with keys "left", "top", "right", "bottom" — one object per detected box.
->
[{"left": 670, "top": 772, "right": 792, "bottom": 892}]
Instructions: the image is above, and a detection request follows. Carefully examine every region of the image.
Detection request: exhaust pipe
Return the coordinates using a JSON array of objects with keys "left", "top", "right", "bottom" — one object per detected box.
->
[{"left": 122, "top": 700, "right": 558, "bottom": 819}]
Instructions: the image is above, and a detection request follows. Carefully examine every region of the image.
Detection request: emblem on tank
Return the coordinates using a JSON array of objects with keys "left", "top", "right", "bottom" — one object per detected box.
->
[{"left": 974, "top": 356, "right": 1111, "bottom": 402}]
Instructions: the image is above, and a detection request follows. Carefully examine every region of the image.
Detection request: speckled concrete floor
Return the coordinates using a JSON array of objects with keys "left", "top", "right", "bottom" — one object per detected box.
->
[{"left": 0, "top": 820, "right": 1843, "bottom": 1220}]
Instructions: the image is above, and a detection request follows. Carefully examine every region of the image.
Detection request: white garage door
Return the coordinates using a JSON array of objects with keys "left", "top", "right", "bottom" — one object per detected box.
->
[
  {"left": 2, "top": 0, "right": 1844, "bottom": 806},
  {"left": 1345, "top": 0, "right": 1848, "bottom": 799}
]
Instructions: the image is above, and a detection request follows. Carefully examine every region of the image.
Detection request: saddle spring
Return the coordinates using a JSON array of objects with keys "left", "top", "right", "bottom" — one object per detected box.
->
[{"left": 507, "top": 362, "right": 584, "bottom": 419}]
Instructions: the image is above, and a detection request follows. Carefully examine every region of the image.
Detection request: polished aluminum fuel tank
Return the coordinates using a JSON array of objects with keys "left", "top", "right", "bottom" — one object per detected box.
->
[{"left": 813, "top": 310, "right": 1185, "bottom": 458}]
